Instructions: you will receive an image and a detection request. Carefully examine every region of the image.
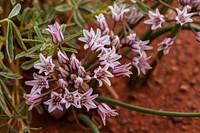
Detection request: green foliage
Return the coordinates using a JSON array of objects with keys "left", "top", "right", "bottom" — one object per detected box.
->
[
  {"left": 8, "top": 3, "right": 21, "bottom": 19},
  {"left": 6, "top": 21, "right": 14, "bottom": 62}
]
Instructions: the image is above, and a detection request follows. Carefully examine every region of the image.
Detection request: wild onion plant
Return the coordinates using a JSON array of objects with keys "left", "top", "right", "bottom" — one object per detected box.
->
[{"left": 0, "top": 0, "right": 200, "bottom": 132}]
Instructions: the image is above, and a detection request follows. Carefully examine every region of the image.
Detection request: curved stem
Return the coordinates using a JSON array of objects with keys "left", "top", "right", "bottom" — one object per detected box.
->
[
  {"left": 158, "top": 0, "right": 175, "bottom": 11},
  {"left": 97, "top": 96, "right": 200, "bottom": 117},
  {"left": 77, "top": 114, "right": 100, "bottom": 133}
]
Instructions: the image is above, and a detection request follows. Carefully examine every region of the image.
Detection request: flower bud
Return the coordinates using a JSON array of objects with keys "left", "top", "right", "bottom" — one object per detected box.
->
[
  {"left": 46, "top": 22, "right": 64, "bottom": 44},
  {"left": 58, "top": 79, "right": 68, "bottom": 89},
  {"left": 179, "top": 0, "right": 192, "bottom": 6},
  {"left": 57, "top": 50, "right": 69, "bottom": 64}
]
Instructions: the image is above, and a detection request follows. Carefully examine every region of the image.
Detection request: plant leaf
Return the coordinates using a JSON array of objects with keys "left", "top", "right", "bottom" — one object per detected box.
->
[
  {"left": 10, "top": 21, "right": 27, "bottom": 51},
  {"left": 63, "top": 31, "right": 82, "bottom": 43},
  {"left": 130, "top": 0, "right": 151, "bottom": 14},
  {"left": 0, "top": 72, "right": 22, "bottom": 79},
  {"left": 0, "top": 85, "right": 11, "bottom": 117},
  {"left": 21, "top": 59, "right": 38, "bottom": 70},
  {"left": 34, "top": 26, "right": 44, "bottom": 41},
  {"left": 63, "top": 47, "right": 78, "bottom": 53},
  {"left": 73, "top": 10, "right": 85, "bottom": 28},
  {"left": 15, "top": 44, "right": 42, "bottom": 59},
  {"left": 35, "top": 105, "right": 44, "bottom": 115},
  {"left": 22, "top": 38, "right": 44, "bottom": 44},
  {"left": 8, "top": 3, "right": 21, "bottom": 19},
  {"left": 6, "top": 21, "right": 14, "bottom": 62},
  {"left": 55, "top": 4, "right": 73, "bottom": 12},
  {"left": 0, "top": 52, "right": 4, "bottom": 60}
]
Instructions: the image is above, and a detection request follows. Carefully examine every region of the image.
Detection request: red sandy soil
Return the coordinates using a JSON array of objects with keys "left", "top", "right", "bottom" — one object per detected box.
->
[{"left": 31, "top": 29, "right": 200, "bottom": 133}]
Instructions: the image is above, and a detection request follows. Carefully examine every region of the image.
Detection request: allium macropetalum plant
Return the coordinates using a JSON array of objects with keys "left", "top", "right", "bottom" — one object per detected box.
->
[{"left": 11, "top": 0, "right": 199, "bottom": 132}]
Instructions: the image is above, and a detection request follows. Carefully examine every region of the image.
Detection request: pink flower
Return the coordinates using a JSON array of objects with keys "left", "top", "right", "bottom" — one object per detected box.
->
[
  {"left": 78, "top": 66, "right": 86, "bottom": 77},
  {"left": 175, "top": 7, "right": 193, "bottom": 26},
  {"left": 196, "top": 32, "right": 200, "bottom": 42},
  {"left": 111, "top": 35, "right": 121, "bottom": 49},
  {"left": 78, "top": 88, "right": 98, "bottom": 111},
  {"left": 57, "top": 50, "right": 69, "bottom": 64},
  {"left": 61, "top": 89, "right": 80, "bottom": 109},
  {"left": 108, "top": 2, "right": 129, "bottom": 21},
  {"left": 58, "top": 79, "right": 68, "bottom": 89},
  {"left": 44, "top": 92, "right": 63, "bottom": 113},
  {"left": 58, "top": 66, "right": 70, "bottom": 78},
  {"left": 132, "top": 53, "right": 152, "bottom": 75},
  {"left": 96, "top": 13, "right": 110, "bottom": 35},
  {"left": 127, "top": 7, "right": 144, "bottom": 25},
  {"left": 78, "top": 28, "right": 110, "bottom": 52},
  {"left": 70, "top": 53, "right": 81, "bottom": 72},
  {"left": 144, "top": 9, "right": 165, "bottom": 30},
  {"left": 126, "top": 33, "right": 137, "bottom": 45},
  {"left": 192, "top": 0, "right": 200, "bottom": 10},
  {"left": 112, "top": 63, "right": 132, "bottom": 77},
  {"left": 25, "top": 73, "right": 49, "bottom": 94},
  {"left": 99, "top": 47, "right": 122, "bottom": 69},
  {"left": 74, "top": 76, "right": 84, "bottom": 87},
  {"left": 97, "top": 103, "right": 118, "bottom": 126},
  {"left": 158, "top": 37, "right": 174, "bottom": 55},
  {"left": 179, "top": 0, "right": 192, "bottom": 6},
  {"left": 131, "top": 40, "right": 152, "bottom": 56},
  {"left": 94, "top": 65, "right": 114, "bottom": 87},
  {"left": 46, "top": 22, "right": 64, "bottom": 44},
  {"left": 24, "top": 93, "right": 42, "bottom": 110},
  {"left": 34, "top": 53, "right": 55, "bottom": 75}
]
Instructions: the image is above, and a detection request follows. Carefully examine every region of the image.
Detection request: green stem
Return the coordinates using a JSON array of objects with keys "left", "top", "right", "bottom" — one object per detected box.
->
[
  {"left": 97, "top": 96, "right": 200, "bottom": 117},
  {"left": 0, "top": 18, "right": 8, "bottom": 23},
  {"left": 158, "top": 0, "right": 175, "bottom": 12},
  {"left": 77, "top": 114, "right": 100, "bottom": 133}
]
